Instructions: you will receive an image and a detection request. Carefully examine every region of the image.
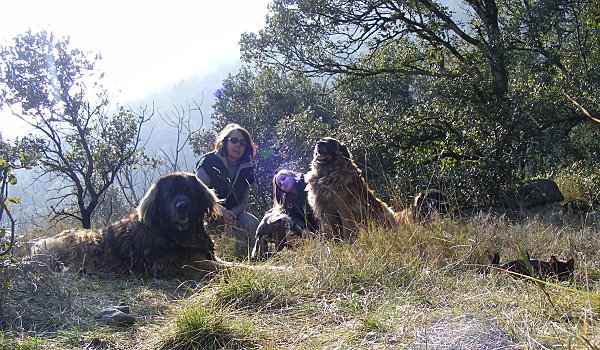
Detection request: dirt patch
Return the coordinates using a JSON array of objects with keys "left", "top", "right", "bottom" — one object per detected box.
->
[{"left": 411, "top": 314, "right": 520, "bottom": 349}]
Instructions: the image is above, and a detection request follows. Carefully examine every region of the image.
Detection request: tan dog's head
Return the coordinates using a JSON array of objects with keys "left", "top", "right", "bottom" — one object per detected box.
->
[{"left": 312, "top": 137, "right": 351, "bottom": 166}]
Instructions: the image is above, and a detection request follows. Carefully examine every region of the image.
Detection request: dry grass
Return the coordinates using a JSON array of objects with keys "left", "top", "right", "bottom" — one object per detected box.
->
[{"left": 1, "top": 211, "right": 599, "bottom": 349}]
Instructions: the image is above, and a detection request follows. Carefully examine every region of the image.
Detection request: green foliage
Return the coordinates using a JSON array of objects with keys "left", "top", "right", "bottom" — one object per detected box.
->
[
  {"left": 0, "top": 137, "right": 42, "bottom": 258},
  {"left": 0, "top": 30, "right": 151, "bottom": 229},
  {"left": 213, "top": 268, "right": 296, "bottom": 308},
  {"left": 274, "top": 108, "right": 333, "bottom": 170},
  {"left": 0, "top": 333, "right": 43, "bottom": 350},
  {"left": 555, "top": 162, "right": 600, "bottom": 202},
  {"left": 189, "top": 128, "right": 216, "bottom": 157},
  {"left": 235, "top": 0, "right": 600, "bottom": 207},
  {"left": 358, "top": 312, "right": 392, "bottom": 334}
]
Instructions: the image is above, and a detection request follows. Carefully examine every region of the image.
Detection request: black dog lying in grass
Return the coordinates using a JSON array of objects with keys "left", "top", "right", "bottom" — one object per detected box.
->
[{"left": 491, "top": 252, "right": 575, "bottom": 281}]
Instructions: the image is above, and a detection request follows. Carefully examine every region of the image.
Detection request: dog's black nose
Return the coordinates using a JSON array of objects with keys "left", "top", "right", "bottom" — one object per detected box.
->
[{"left": 175, "top": 201, "right": 188, "bottom": 212}]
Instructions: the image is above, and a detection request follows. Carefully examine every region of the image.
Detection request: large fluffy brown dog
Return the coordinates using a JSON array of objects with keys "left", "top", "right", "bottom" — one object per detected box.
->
[
  {"left": 33, "top": 172, "right": 230, "bottom": 278},
  {"left": 306, "top": 137, "right": 399, "bottom": 241}
]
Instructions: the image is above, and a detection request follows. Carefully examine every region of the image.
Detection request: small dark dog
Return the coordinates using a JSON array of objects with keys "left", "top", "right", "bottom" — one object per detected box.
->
[
  {"left": 491, "top": 252, "right": 575, "bottom": 281},
  {"left": 412, "top": 189, "right": 448, "bottom": 223},
  {"left": 251, "top": 207, "right": 292, "bottom": 259}
]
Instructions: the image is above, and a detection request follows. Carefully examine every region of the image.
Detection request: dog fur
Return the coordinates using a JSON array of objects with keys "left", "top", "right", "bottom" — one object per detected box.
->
[
  {"left": 491, "top": 252, "right": 575, "bottom": 281},
  {"left": 305, "top": 137, "right": 399, "bottom": 241},
  {"left": 33, "top": 172, "right": 232, "bottom": 278}
]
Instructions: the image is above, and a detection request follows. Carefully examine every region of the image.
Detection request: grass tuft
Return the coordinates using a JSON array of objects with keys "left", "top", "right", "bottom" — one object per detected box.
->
[
  {"left": 156, "top": 304, "right": 264, "bottom": 350},
  {"left": 212, "top": 267, "right": 298, "bottom": 309}
]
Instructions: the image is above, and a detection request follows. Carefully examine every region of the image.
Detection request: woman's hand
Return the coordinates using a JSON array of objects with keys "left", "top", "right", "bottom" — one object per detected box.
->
[
  {"left": 300, "top": 228, "right": 315, "bottom": 239},
  {"left": 221, "top": 209, "right": 237, "bottom": 225}
]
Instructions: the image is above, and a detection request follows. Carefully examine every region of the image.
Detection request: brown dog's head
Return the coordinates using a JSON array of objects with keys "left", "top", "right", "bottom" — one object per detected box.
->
[{"left": 312, "top": 137, "right": 351, "bottom": 166}]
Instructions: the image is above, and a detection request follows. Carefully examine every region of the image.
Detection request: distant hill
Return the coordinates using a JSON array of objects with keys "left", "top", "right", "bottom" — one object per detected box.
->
[
  {"left": 129, "top": 61, "right": 240, "bottom": 150},
  {"left": 129, "top": 62, "right": 241, "bottom": 172}
]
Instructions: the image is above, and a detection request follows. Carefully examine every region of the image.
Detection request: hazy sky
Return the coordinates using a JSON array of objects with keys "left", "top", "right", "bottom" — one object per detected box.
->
[{"left": 0, "top": 0, "right": 271, "bottom": 137}]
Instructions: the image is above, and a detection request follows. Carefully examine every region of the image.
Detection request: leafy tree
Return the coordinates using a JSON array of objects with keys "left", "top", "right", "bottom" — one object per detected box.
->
[
  {"left": 0, "top": 137, "right": 41, "bottom": 255},
  {"left": 240, "top": 0, "right": 599, "bottom": 205},
  {"left": 331, "top": 65, "right": 422, "bottom": 202},
  {"left": 0, "top": 30, "right": 151, "bottom": 229}
]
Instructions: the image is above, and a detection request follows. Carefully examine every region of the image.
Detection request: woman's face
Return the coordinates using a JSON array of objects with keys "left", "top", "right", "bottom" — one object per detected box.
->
[
  {"left": 276, "top": 174, "right": 296, "bottom": 193},
  {"left": 225, "top": 130, "right": 247, "bottom": 162}
]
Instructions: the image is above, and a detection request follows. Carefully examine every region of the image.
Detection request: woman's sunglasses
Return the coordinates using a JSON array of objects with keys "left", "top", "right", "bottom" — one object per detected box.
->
[{"left": 228, "top": 137, "right": 247, "bottom": 146}]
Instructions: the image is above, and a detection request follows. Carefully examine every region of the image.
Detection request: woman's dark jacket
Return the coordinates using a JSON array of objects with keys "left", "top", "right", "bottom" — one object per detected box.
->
[{"left": 196, "top": 151, "right": 254, "bottom": 210}]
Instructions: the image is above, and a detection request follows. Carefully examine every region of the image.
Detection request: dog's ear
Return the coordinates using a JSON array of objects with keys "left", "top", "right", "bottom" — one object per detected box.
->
[
  {"left": 566, "top": 258, "right": 575, "bottom": 269},
  {"left": 339, "top": 142, "right": 351, "bottom": 159},
  {"left": 194, "top": 176, "right": 222, "bottom": 221},
  {"left": 206, "top": 192, "right": 223, "bottom": 220},
  {"left": 138, "top": 182, "right": 159, "bottom": 227},
  {"left": 491, "top": 252, "right": 500, "bottom": 265}
]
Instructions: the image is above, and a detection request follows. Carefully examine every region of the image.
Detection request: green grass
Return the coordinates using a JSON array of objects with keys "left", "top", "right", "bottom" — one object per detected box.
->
[
  {"left": 154, "top": 304, "right": 265, "bottom": 350},
  {"left": 0, "top": 333, "right": 43, "bottom": 350},
  {"left": 2, "top": 212, "right": 600, "bottom": 349}
]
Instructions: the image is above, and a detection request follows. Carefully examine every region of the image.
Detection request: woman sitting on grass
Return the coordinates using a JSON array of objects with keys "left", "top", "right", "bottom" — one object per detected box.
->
[{"left": 251, "top": 169, "right": 318, "bottom": 259}]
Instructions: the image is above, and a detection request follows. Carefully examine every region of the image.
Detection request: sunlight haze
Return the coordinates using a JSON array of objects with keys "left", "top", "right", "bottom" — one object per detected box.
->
[{"left": 0, "top": 0, "right": 271, "bottom": 137}]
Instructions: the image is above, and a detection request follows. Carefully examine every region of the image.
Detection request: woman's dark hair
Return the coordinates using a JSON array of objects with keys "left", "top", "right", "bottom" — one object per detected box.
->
[
  {"left": 213, "top": 123, "right": 257, "bottom": 162},
  {"left": 273, "top": 169, "right": 305, "bottom": 206}
]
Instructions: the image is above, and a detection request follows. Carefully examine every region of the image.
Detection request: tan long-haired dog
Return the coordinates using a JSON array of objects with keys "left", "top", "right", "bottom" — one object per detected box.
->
[
  {"left": 305, "top": 137, "right": 399, "bottom": 241},
  {"left": 33, "top": 172, "right": 234, "bottom": 278}
]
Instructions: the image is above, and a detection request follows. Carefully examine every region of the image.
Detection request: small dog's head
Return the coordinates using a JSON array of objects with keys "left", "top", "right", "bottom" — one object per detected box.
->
[
  {"left": 312, "top": 137, "right": 351, "bottom": 165},
  {"left": 413, "top": 189, "right": 448, "bottom": 221},
  {"left": 549, "top": 256, "right": 575, "bottom": 281}
]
